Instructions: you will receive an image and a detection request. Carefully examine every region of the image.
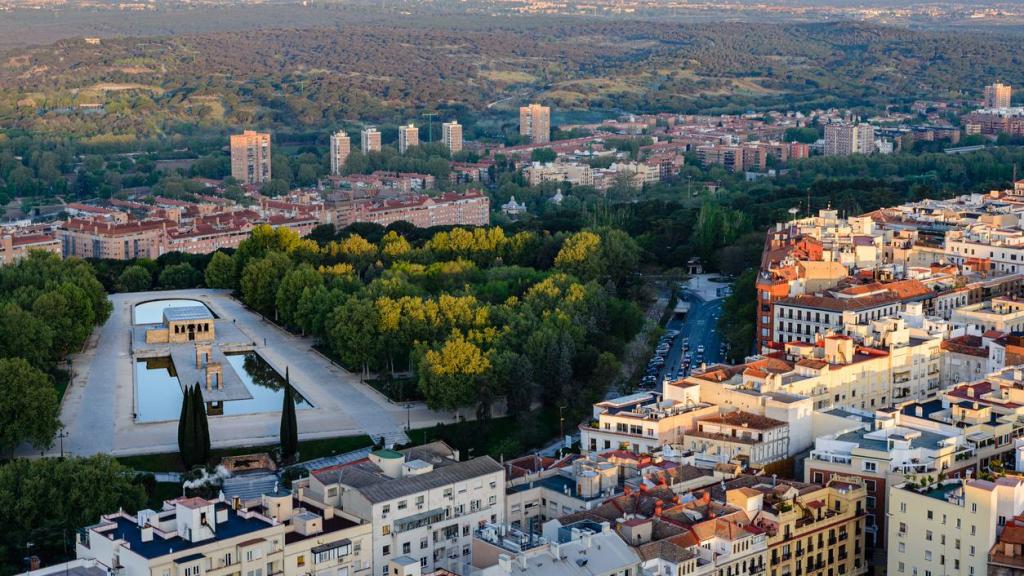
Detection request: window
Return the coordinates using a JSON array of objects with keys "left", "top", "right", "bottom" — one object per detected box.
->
[
  {"left": 927, "top": 510, "right": 933, "bottom": 520},
  {"left": 383, "top": 545, "right": 391, "bottom": 557},
  {"left": 297, "top": 555, "right": 305, "bottom": 567},
  {"left": 383, "top": 504, "right": 391, "bottom": 515},
  {"left": 863, "top": 461, "right": 877, "bottom": 472},
  {"left": 925, "top": 530, "right": 932, "bottom": 541},
  {"left": 898, "top": 543, "right": 905, "bottom": 553},
  {"left": 899, "top": 502, "right": 906, "bottom": 513},
  {"left": 398, "top": 500, "right": 407, "bottom": 510},
  {"left": 403, "top": 543, "right": 411, "bottom": 554}
]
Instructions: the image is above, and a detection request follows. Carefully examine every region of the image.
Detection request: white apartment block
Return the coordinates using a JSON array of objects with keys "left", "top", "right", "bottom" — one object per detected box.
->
[
  {"left": 579, "top": 389, "right": 718, "bottom": 456},
  {"left": 888, "top": 476, "right": 1024, "bottom": 576},
  {"left": 76, "top": 491, "right": 373, "bottom": 576},
  {"left": 951, "top": 297, "right": 1024, "bottom": 336},
  {"left": 302, "top": 443, "right": 505, "bottom": 576}
]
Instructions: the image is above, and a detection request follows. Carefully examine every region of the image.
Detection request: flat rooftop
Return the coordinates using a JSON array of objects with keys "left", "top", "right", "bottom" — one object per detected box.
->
[{"left": 164, "top": 306, "right": 215, "bottom": 322}]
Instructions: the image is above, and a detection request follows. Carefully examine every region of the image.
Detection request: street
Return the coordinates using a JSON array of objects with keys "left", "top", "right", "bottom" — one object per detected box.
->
[{"left": 654, "top": 275, "right": 731, "bottom": 392}]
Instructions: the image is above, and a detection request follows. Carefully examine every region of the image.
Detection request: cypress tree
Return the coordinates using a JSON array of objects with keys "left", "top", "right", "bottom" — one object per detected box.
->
[
  {"left": 178, "top": 384, "right": 195, "bottom": 468},
  {"left": 192, "top": 384, "right": 211, "bottom": 467},
  {"left": 280, "top": 367, "right": 298, "bottom": 463}
]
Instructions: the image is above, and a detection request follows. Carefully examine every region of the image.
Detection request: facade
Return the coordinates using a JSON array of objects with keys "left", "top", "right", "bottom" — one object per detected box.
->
[
  {"left": 361, "top": 128, "right": 382, "bottom": 154},
  {"left": 887, "top": 477, "right": 1024, "bottom": 576},
  {"left": 473, "top": 520, "right": 641, "bottom": 576},
  {"left": 685, "top": 411, "right": 790, "bottom": 468},
  {"left": 441, "top": 121, "right": 463, "bottom": 154},
  {"left": 519, "top": 104, "right": 551, "bottom": 144},
  {"left": 60, "top": 219, "right": 170, "bottom": 260},
  {"left": 399, "top": 124, "right": 419, "bottom": 154},
  {"left": 991, "top": 515, "right": 1024, "bottom": 576},
  {"left": 301, "top": 443, "right": 505, "bottom": 576},
  {"left": 230, "top": 130, "right": 272, "bottom": 185},
  {"left": 824, "top": 123, "right": 875, "bottom": 156},
  {"left": 330, "top": 131, "right": 352, "bottom": 176},
  {"left": 523, "top": 162, "right": 593, "bottom": 187},
  {"left": 0, "top": 231, "right": 62, "bottom": 264},
  {"left": 76, "top": 491, "right": 372, "bottom": 576},
  {"left": 986, "top": 82, "right": 1013, "bottom": 109},
  {"left": 347, "top": 191, "right": 489, "bottom": 229},
  {"left": 579, "top": 389, "right": 717, "bottom": 456}
]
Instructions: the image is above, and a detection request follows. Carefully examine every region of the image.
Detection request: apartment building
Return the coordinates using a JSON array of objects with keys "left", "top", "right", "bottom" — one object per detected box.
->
[
  {"left": 519, "top": 104, "right": 551, "bottom": 144},
  {"left": 441, "top": 121, "right": 463, "bottom": 154},
  {"left": 301, "top": 443, "right": 505, "bottom": 576},
  {"left": 824, "top": 123, "right": 875, "bottom": 156},
  {"left": 684, "top": 411, "right": 790, "bottom": 468},
  {"left": 604, "top": 161, "right": 661, "bottom": 188},
  {"left": 473, "top": 519, "right": 640, "bottom": 576},
  {"left": 985, "top": 82, "right": 1013, "bottom": 108},
  {"left": 330, "top": 130, "right": 352, "bottom": 176},
  {"left": 579, "top": 389, "right": 718, "bottom": 456},
  {"left": 522, "top": 162, "right": 593, "bottom": 187},
  {"left": 0, "top": 231, "right": 62, "bottom": 264},
  {"left": 952, "top": 296, "right": 1024, "bottom": 335},
  {"left": 990, "top": 515, "right": 1024, "bottom": 576},
  {"left": 361, "top": 128, "right": 382, "bottom": 154},
  {"left": 76, "top": 491, "right": 372, "bottom": 576},
  {"left": 772, "top": 279, "right": 933, "bottom": 347},
  {"left": 399, "top": 124, "right": 419, "bottom": 154},
  {"left": 60, "top": 218, "right": 171, "bottom": 259},
  {"left": 504, "top": 457, "right": 620, "bottom": 531},
  {"left": 888, "top": 476, "right": 1024, "bottom": 576},
  {"left": 230, "top": 130, "right": 272, "bottom": 185},
  {"left": 721, "top": 476, "right": 868, "bottom": 576},
  {"left": 346, "top": 191, "right": 489, "bottom": 229}
]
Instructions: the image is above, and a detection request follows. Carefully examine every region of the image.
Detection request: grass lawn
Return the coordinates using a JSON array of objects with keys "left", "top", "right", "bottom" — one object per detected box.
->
[{"left": 118, "top": 434, "right": 373, "bottom": 473}]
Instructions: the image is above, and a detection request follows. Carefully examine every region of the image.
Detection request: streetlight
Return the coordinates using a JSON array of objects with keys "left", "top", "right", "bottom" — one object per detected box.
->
[{"left": 56, "top": 427, "right": 69, "bottom": 459}]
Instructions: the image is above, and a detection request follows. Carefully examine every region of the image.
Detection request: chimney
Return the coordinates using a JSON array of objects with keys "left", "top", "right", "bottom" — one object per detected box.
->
[{"left": 140, "top": 525, "right": 153, "bottom": 542}]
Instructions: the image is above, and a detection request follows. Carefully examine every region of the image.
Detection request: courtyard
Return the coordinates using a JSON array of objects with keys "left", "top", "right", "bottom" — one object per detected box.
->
[{"left": 49, "top": 289, "right": 471, "bottom": 458}]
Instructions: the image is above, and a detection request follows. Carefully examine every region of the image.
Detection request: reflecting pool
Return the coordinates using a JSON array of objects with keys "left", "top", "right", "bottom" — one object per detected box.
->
[
  {"left": 134, "top": 351, "right": 311, "bottom": 422},
  {"left": 135, "top": 357, "right": 185, "bottom": 422},
  {"left": 134, "top": 299, "right": 214, "bottom": 325}
]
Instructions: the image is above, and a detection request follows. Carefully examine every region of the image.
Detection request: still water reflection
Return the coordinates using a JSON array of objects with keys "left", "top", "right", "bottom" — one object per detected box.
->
[{"left": 135, "top": 351, "right": 310, "bottom": 422}]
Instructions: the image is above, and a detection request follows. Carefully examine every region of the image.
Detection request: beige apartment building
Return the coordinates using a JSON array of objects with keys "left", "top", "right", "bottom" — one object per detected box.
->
[
  {"left": 0, "top": 232, "right": 61, "bottom": 264},
  {"left": 230, "top": 130, "right": 272, "bottom": 185},
  {"left": 441, "top": 121, "right": 463, "bottom": 154},
  {"left": 752, "top": 476, "right": 869, "bottom": 576},
  {"left": 986, "top": 82, "right": 1013, "bottom": 108},
  {"left": 523, "top": 162, "right": 593, "bottom": 187},
  {"left": 361, "top": 127, "right": 382, "bottom": 154},
  {"left": 579, "top": 388, "right": 717, "bottom": 455},
  {"left": 519, "top": 103, "right": 550, "bottom": 144},
  {"left": 398, "top": 124, "right": 419, "bottom": 154},
  {"left": 888, "top": 476, "right": 1024, "bottom": 576},
  {"left": 330, "top": 130, "right": 351, "bottom": 176},
  {"left": 60, "top": 218, "right": 170, "bottom": 260},
  {"left": 685, "top": 411, "right": 790, "bottom": 468}
]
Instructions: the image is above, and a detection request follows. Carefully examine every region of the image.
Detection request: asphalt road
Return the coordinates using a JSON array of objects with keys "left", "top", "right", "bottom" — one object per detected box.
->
[{"left": 655, "top": 292, "right": 725, "bottom": 391}]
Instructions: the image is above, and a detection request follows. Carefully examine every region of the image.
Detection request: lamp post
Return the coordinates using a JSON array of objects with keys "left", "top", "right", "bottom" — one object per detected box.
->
[{"left": 56, "top": 427, "right": 69, "bottom": 459}]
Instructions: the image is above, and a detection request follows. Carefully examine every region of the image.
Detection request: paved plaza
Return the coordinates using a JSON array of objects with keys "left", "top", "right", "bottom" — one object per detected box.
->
[{"left": 47, "top": 289, "right": 474, "bottom": 457}]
